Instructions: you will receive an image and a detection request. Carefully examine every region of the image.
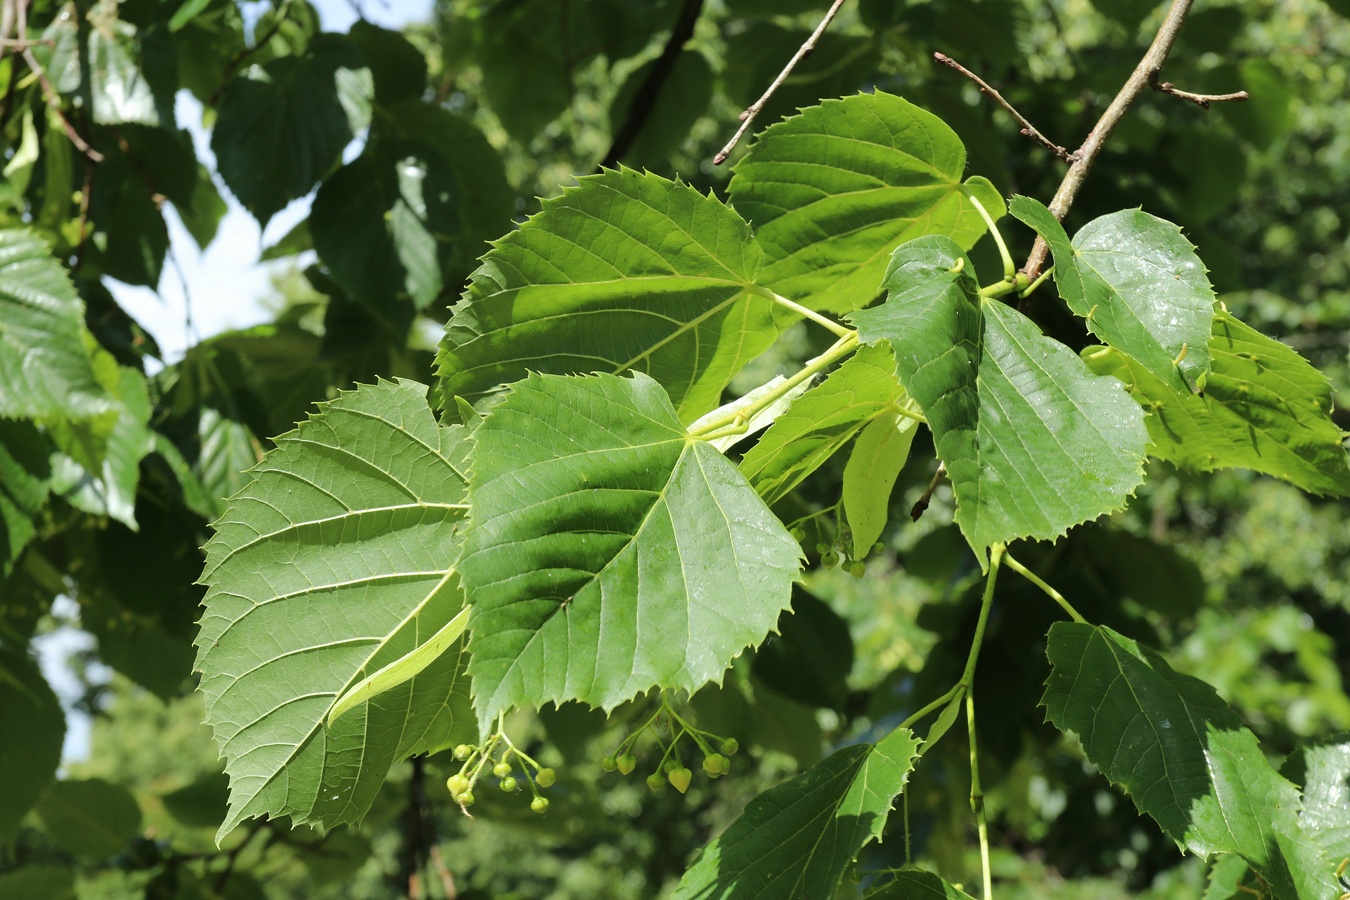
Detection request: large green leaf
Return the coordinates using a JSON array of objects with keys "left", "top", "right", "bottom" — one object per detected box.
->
[
  {"left": 851, "top": 237, "right": 1147, "bottom": 556},
  {"left": 728, "top": 91, "right": 1005, "bottom": 314},
  {"left": 36, "top": 778, "right": 142, "bottom": 858},
  {"left": 1041, "top": 623, "right": 1339, "bottom": 899},
  {"left": 1083, "top": 310, "right": 1350, "bottom": 496},
  {"left": 1010, "top": 196, "right": 1214, "bottom": 390},
  {"left": 434, "top": 168, "right": 778, "bottom": 425},
  {"left": 460, "top": 371, "right": 802, "bottom": 728},
  {"left": 0, "top": 229, "right": 111, "bottom": 423},
  {"left": 212, "top": 34, "right": 373, "bottom": 225},
  {"left": 196, "top": 379, "right": 475, "bottom": 841},
  {"left": 672, "top": 726, "right": 919, "bottom": 899},
  {"left": 739, "top": 343, "right": 906, "bottom": 506},
  {"left": 0, "top": 644, "right": 65, "bottom": 843}
]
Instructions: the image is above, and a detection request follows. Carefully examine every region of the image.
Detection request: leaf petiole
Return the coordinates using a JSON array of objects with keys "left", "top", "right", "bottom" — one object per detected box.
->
[
  {"left": 1003, "top": 552, "right": 1086, "bottom": 623},
  {"left": 748, "top": 285, "right": 853, "bottom": 338},
  {"left": 966, "top": 192, "right": 1014, "bottom": 279}
]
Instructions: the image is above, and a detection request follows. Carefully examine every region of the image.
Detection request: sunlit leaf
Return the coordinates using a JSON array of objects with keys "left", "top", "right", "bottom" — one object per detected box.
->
[{"left": 843, "top": 409, "right": 918, "bottom": 558}]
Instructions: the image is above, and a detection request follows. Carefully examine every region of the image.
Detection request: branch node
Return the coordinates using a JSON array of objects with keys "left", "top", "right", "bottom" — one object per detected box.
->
[{"left": 1147, "top": 70, "right": 1249, "bottom": 109}]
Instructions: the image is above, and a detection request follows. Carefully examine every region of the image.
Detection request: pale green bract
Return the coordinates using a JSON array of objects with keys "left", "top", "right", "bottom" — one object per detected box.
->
[
  {"left": 195, "top": 379, "right": 475, "bottom": 842},
  {"left": 459, "top": 371, "right": 802, "bottom": 730},
  {"left": 728, "top": 91, "right": 1005, "bottom": 313},
  {"left": 843, "top": 409, "right": 918, "bottom": 559}
]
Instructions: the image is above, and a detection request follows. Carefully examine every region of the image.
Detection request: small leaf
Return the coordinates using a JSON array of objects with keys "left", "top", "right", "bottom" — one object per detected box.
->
[
  {"left": 843, "top": 410, "right": 918, "bottom": 558},
  {"left": 36, "top": 779, "right": 142, "bottom": 858},
  {"left": 435, "top": 168, "right": 777, "bottom": 424},
  {"left": 1010, "top": 197, "right": 1214, "bottom": 390},
  {"left": 865, "top": 868, "right": 977, "bottom": 899},
  {"left": 1084, "top": 310, "right": 1350, "bottom": 496},
  {"left": 729, "top": 91, "right": 1005, "bottom": 313},
  {"left": 0, "top": 645, "right": 65, "bottom": 843},
  {"left": 460, "top": 372, "right": 801, "bottom": 729},
  {"left": 0, "top": 420, "right": 53, "bottom": 578},
  {"left": 672, "top": 726, "right": 919, "bottom": 899}
]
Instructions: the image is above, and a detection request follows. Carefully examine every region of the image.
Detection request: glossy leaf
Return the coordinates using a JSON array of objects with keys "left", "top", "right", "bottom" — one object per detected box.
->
[
  {"left": 1010, "top": 196, "right": 1214, "bottom": 389},
  {"left": 728, "top": 91, "right": 1005, "bottom": 313},
  {"left": 1042, "top": 623, "right": 1339, "bottom": 898},
  {"left": 0, "top": 645, "right": 65, "bottom": 843},
  {"left": 740, "top": 343, "right": 906, "bottom": 505},
  {"left": 36, "top": 778, "right": 141, "bottom": 858},
  {"left": 843, "top": 410, "right": 918, "bottom": 559},
  {"left": 196, "top": 379, "right": 475, "bottom": 841},
  {"left": 1084, "top": 310, "right": 1350, "bottom": 496},
  {"left": 852, "top": 237, "right": 1148, "bottom": 556},
  {"left": 1288, "top": 734, "right": 1350, "bottom": 864},
  {"left": 88, "top": 10, "right": 171, "bottom": 126},
  {"left": 672, "top": 726, "right": 919, "bottom": 899},
  {"left": 460, "top": 371, "right": 801, "bottom": 728},
  {"left": 436, "top": 168, "right": 777, "bottom": 424}
]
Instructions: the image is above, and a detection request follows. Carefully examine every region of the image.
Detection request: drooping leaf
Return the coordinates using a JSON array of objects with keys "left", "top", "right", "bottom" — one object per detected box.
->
[
  {"left": 728, "top": 91, "right": 1005, "bottom": 313},
  {"left": 1083, "top": 310, "right": 1350, "bottom": 496},
  {"left": 35, "top": 778, "right": 142, "bottom": 858},
  {"left": 0, "top": 644, "right": 65, "bottom": 843},
  {"left": 851, "top": 237, "right": 1148, "bottom": 556},
  {"left": 740, "top": 343, "right": 906, "bottom": 505},
  {"left": 843, "top": 409, "right": 918, "bottom": 559},
  {"left": 864, "top": 868, "right": 977, "bottom": 899},
  {"left": 0, "top": 228, "right": 112, "bottom": 423},
  {"left": 196, "top": 379, "right": 476, "bottom": 841},
  {"left": 435, "top": 168, "right": 778, "bottom": 424},
  {"left": 460, "top": 371, "right": 802, "bottom": 728},
  {"left": 1041, "top": 623, "right": 1340, "bottom": 898},
  {"left": 0, "top": 420, "right": 52, "bottom": 578},
  {"left": 753, "top": 587, "right": 854, "bottom": 711},
  {"left": 672, "top": 726, "right": 919, "bottom": 900},
  {"left": 1010, "top": 196, "right": 1214, "bottom": 390}
]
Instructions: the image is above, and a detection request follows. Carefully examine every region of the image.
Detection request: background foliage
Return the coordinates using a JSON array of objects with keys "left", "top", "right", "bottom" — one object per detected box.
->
[{"left": 2, "top": 0, "right": 1349, "bottom": 897}]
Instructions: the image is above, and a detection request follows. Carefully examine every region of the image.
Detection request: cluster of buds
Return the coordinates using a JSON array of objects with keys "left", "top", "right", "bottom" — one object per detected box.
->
[
  {"left": 602, "top": 695, "right": 739, "bottom": 795},
  {"left": 446, "top": 719, "right": 556, "bottom": 814}
]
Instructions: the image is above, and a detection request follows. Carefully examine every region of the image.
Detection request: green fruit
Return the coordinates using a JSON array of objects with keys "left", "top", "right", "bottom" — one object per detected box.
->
[
  {"left": 446, "top": 774, "right": 470, "bottom": 797},
  {"left": 499, "top": 776, "right": 518, "bottom": 792},
  {"left": 668, "top": 767, "right": 693, "bottom": 794},
  {"left": 815, "top": 542, "right": 830, "bottom": 554},
  {"left": 535, "top": 767, "right": 557, "bottom": 788},
  {"left": 601, "top": 755, "right": 618, "bottom": 772},
  {"left": 645, "top": 773, "right": 664, "bottom": 792},
  {"left": 453, "top": 744, "right": 473, "bottom": 760},
  {"left": 530, "top": 796, "right": 549, "bottom": 814},
  {"left": 617, "top": 754, "right": 637, "bottom": 775},
  {"left": 847, "top": 559, "right": 866, "bottom": 578},
  {"left": 662, "top": 758, "right": 679, "bottom": 775},
  {"left": 702, "top": 754, "right": 728, "bottom": 777},
  {"left": 721, "top": 738, "right": 739, "bottom": 756},
  {"left": 820, "top": 550, "right": 839, "bottom": 568},
  {"left": 492, "top": 761, "right": 512, "bottom": 778},
  {"left": 459, "top": 791, "right": 475, "bottom": 807}
]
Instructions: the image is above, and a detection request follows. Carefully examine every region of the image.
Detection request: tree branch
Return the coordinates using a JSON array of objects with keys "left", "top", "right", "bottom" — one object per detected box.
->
[
  {"left": 713, "top": 0, "right": 848, "bottom": 165},
  {"left": 13, "top": 0, "right": 102, "bottom": 162},
  {"left": 933, "top": 52, "right": 1074, "bottom": 162},
  {"left": 1147, "top": 70, "right": 1249, "bottom": 108},
  {"left": 1021, "top": 0, "right": 1201, "bottom": 281},
  {"left": 598, "top": 0, "right": 704, "bottom": 170}
]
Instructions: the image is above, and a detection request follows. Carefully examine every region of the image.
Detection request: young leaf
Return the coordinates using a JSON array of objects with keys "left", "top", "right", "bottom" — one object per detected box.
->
[
  {"left": 435, "top": 168, "right": 778, "bottom": 425},
  {"left": 739, "top": 343, "right": 906, "bottom": 506},
  {"left": 1083, "top": 310, "right": 1350, "bottom": 496},
  {"left": 196, "top": 379, "right": 475, "bottom": 842},
  {"left": 460, "top": 371, "right": 801, "bottom": 729},
  {"left": 864, "top": 868, "right": 977, "bottom": 899},
  {"left": 729, "top": 91, "right": 1005, "bottom": 313},
  {"left": 1041, "top": 623, "right": 1340, "bottom": 898},
  {"left": 672, "top": 726, "right": 919, "bottom": 899},
  {"left": 843, "top": 410, "right": 918, "bottom": 559},
  {"left": 1010, "top": 196, "right": 1214, "bottom": 390},
  {"left": 851, "top": 237, "right": 1147, "bottom": 557}
]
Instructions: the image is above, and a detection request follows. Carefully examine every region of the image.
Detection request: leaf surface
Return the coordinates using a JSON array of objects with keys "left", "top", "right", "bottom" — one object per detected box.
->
[
  {"left": 844, "top": 410, "right": 918, "bottom": 558},
  {"left": 36, "top": 779, "right": 141, "bottom": 858},
  {"left": 196, "top": 379, "right": 475, "bottom": 841},
  {"left": 0, "top": 644, "right": 65, "bottom": 843},
  {"left": 672, "top": 726, "right": 919, "bottom": 899},
  {"left": 865, "top": 868, "right": 977, "bottom": 898},
  {"left": 728, "top": 91, "right": 1005, "bottom": 313},
  {"left": 460, "top": 372, "right": 801, "bottom": 728}
]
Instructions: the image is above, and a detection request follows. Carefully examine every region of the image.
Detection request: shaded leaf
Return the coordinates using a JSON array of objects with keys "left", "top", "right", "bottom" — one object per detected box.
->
[
  {"left": 0, "top": 644, "right": 65, "bottom": 842},
  {"left": 672, "top": 726, "right": 919, "bottom": 899},
  {"left": 461, "top": 372, "right": 801, "bottom": 728},
  {"left": 0, "top": 420, "right": 53, "bottom": 578},
  {"left": 843, "top": 409, "right": 918, "bottom": 559},
  {"left": 196, "top": 379, "right": 475, "bottom": 841},
  {"left": 161, "top": 772, "right": 230, "bottom": 829},
  {"left": 0, "top": 866, "right": 76, "bottom": 900},
  {"left": 728, "top": 91, "right": 1005, "bottom": 313},
  {"left": 608, "top": 50, "right": 715, "bottom": 168},
  {"left": 753, "top": 586, "right": 854, "bottom": 710},
  {"left": 36, "top": 778, "right": 141, "bottom": 858},
  {"left": 348, "top": 20, "right": 426, "bottom": 106},
  {"left": 865, "top": 868, "right": 976, "bottom": 898}
]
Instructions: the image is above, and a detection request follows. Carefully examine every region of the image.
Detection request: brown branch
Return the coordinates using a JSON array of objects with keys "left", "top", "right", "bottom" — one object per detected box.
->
[
  {"left": 1021, "top": 0, "right": 1199, "bottom": 281},
  {"left": 599, "top": 0, "right": 705, "bottom": 170},
  {"left": 13, "top": 0, "right": 102, "bottom": 162},
  {"left": 713, "top": 0, "right": 848, "bottom": 165},
  {"left": 911, "top": 462, "right": 947, "bottom": 522},
  {"left": 1147, "top": 71, "right": 1248, "bottom": 108},
  {"left": 933, "top": 52, "right": 1074, "bottom": 163}
]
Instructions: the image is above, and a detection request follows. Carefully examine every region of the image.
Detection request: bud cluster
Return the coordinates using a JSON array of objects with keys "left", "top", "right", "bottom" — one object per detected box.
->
[
  {"left": 602, "top": 695, "right": 740, "bottom": 796},
  {"left": 446, "top": 718, "right": 556, "bottom": 815}
]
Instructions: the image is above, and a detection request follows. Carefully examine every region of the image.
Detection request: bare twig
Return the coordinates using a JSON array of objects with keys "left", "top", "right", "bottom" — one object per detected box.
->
[
  {"left": 13, "top": 0, "right": 103, "bottom": 162},
  {"left": 911, "top": 462, "right": 947, "bottom": 522},
  {"left": 599, "top": 0, "right": 705, "bottom": 170},
  {"left": 1147, "top": 70, "right": 1248, "bottom": 108},
  {"left": 713, "top": 0, "right": 848, "bottom": 165},
  {"left": 933, "top": 52, "right": 1074, "bottom": 163},
  {"left": 1022, "top": 0, "right": 1203, "bottom": 281}
]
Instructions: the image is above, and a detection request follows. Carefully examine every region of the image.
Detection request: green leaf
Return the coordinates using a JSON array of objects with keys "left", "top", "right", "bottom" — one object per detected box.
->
[
  {"left": 212, "top": 34, "right": 373, "bottom": 226},
  {"left": 88, "top": 6, "right": 173, "bottom": 127},
  {"left": 0, "top": 228, "right": 112, "bottom": 423},
  {"left": 0, "top": 420, "right": 53, "bottom": 578},
  {"left": 865, "top": 868, "right": 977, "bottom": 899},
  {"left": 728, "top": 91, "right": 1006, "bottom": 313},
  {"left": 36, "top": 778, "right": 142, "bottom": 858},
  {"left": 0, "top": 866, "right": 76, "bottom": 900},
  {"left": 435, "top": 168, "right": 778, "bottom": 424},
  {"left": 196, "top": 379, "right": 476, "bottom": 841},
  {"left": 1287, "top": 734, "right": 1350, "bottom": 864},
  {"left": 160, "top": 772, "right": 230, "bottom": 830},
  {"left": 90, "top": 152, "right": 170, "bottom": 287},
  {"left": 1083, "top": 310, "right": 1350, "bottom": 496},
  {"left": 0, "top": 645, "right": 65, "bottom": 843},
  {"left": 1204, "top": 854, "right": 1253, "bottom": 900},
  {"left": 608, "top": 50, "right": 715, "bottom": 168},
  {"left": 843, "top": 409, "right": 918, "bottom": 559},
  {"left": 851, "top": 237, "right": 1148, "bottom": 556},
  {"left": 1010, "top": 196, "right": 1215, "bottom": 390},
  {"left": 740, "top": 343, "right": 906, "bottom": 506},
  {"left": 169, "top": 0, "right": 213, "bottom": 32},
  {"left": 460, "top": 371, "right": 802, "bottom": 727},
  {"left": 348, "top": 21, "right": 427, "bottom": 106},
  {"left": 1041, "top": 623, "right": 1340, "bottom": 898},
  {"left": 672, "top": 726, "right": 919, "bottom": 899}
]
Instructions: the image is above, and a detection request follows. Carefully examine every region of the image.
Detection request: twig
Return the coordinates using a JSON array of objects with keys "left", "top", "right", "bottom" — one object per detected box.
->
[
  {"left": 713, "top": 0, "right": 848, "bottom": 165},
  {"left": 14, "top": 0, "right": 102, "bottom": 162},
  {"left": 599, "top": 0, "right": 704, "bottom": 170},
  {"left": 1021, "top": 0, "right": 1200, "bottom": 281},
  {"left": 933, "top": 52, "right": 1073, "bottom": 163},
  {"left": 911, "top": 462, "right": 946, "bottom": 522},
  {"left": 208, "top": 0, "right": 293, "bottom": 106},
  {"left": 1147, "top": 71, "right": 1248, "bottom": 109}
]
